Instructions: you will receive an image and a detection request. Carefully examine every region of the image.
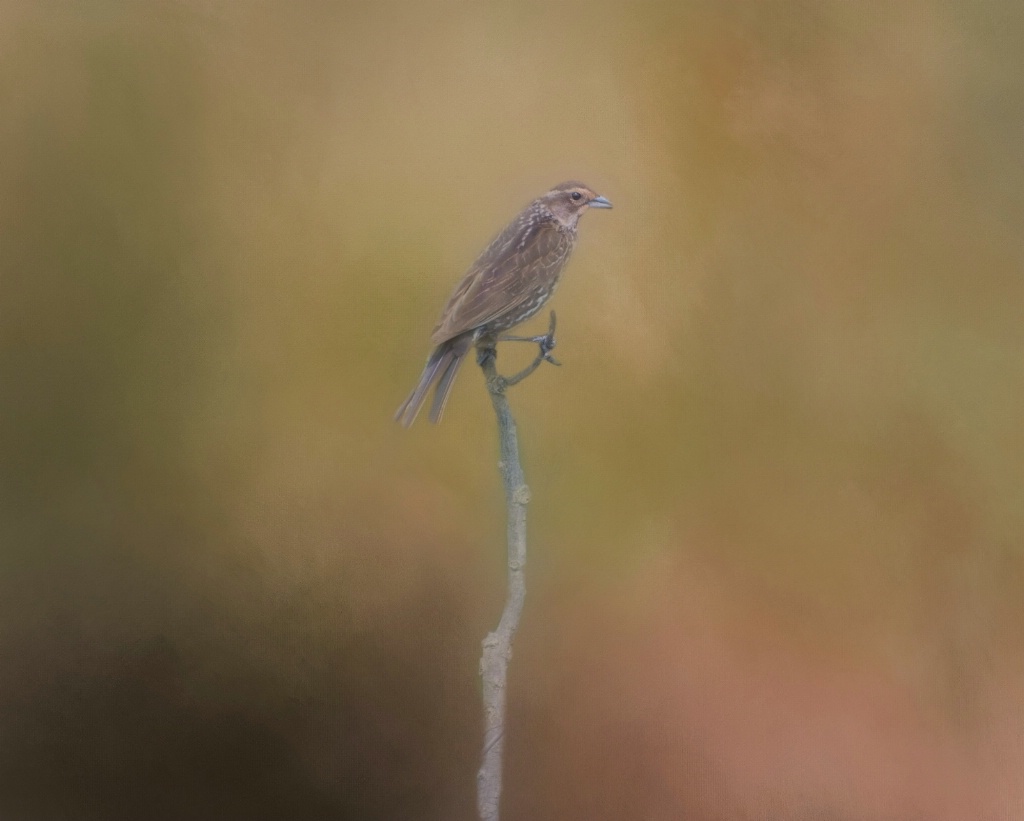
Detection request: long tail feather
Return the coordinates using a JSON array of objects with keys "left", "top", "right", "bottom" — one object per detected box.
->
[
  {"left": 428, "top": 350, "right": 466, "bottom": 424},
  {"left": 395, "top": 335, "right": 471, "bottom": 427},
  {"left": 395, "top": 346, "right": 452, "bottom": 428}
]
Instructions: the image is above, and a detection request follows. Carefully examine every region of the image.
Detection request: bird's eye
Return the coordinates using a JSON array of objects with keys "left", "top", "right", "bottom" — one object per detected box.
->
[{"left": 571, "top": 191, "right": 582, "bottom": 201}]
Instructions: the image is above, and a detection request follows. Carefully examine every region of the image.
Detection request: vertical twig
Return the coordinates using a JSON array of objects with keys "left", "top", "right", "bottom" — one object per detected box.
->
[
  {"left": 475, "top": 351, "right": 532, "bottom": 821},
  {"left": 473, "top": 315, "right": 557, "bottom": 821}
]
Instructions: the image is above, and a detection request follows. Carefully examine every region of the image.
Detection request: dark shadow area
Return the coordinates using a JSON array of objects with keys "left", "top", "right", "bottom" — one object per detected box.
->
[{"left": 0, "top": 573, "right": 482, "bottom": 821}]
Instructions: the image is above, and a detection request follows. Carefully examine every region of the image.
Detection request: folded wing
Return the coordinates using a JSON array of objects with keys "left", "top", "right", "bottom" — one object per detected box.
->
[{"left": 431, "top": 213, "right": 572, "bottom": 345}]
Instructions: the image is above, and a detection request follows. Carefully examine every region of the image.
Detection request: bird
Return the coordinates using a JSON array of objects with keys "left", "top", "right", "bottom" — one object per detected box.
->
[{"left": 395, "top": 181, "right": 612, "bottom": 427}]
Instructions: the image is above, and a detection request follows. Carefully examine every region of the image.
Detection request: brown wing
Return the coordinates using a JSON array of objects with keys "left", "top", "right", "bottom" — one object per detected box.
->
[{"left": 431, "top": 209, "right": 573, "bottom": 345}]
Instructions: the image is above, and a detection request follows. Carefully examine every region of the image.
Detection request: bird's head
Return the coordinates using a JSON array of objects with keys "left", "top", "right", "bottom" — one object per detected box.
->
[{"left": 540, "top": 181, "right": 612, "bottom": 228}]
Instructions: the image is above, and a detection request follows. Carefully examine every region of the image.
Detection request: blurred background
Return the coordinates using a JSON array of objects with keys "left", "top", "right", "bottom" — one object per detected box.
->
[{"left": 1, "top": 1, "right": 1022, "bottom": 818}]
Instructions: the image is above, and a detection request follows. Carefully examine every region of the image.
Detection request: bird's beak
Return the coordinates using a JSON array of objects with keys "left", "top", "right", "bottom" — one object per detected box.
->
[{"left": 589, "top": 195, "right": 613, "bottom": 209}]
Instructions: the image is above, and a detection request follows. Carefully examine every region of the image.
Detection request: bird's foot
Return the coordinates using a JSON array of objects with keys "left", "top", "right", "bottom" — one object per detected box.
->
[
  {"left": 479, "top": 313, "right": 560, "bottom": 389},
  {"left": 537, "top": 319, "right": 560, "bottom": 367},
  {"left": 498, "top": 311, "right": 560, "bottom": 367},
  {"left": 502, "top": 312, "right": 560, "bottom": 387}
]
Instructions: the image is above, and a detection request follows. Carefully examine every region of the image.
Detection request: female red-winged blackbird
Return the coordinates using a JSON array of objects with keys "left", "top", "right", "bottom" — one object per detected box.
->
[{"left": 395, "top": 181, "right": 612, "bottom": 427}]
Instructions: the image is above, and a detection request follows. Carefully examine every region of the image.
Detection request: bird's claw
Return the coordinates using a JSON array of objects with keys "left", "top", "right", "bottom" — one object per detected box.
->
[
  {"left": 538, "top": 310, "right": 559, "bottom": 366},
  {"left": 539, "top": 337, "right": 560, "bottom": 366},
  {"left": 481, "top": 310, "right": 562, "bottom": 388}
]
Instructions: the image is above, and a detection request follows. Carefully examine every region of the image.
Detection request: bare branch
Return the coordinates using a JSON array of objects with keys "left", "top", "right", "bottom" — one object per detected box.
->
[{"left": 474, "top": 328, "right": 551, "bottom": 821}]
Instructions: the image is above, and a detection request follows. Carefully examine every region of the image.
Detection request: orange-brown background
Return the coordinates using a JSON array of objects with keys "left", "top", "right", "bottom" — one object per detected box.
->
[{"left": 2, "top": 2, "right": 1022, "bottom": 818}]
